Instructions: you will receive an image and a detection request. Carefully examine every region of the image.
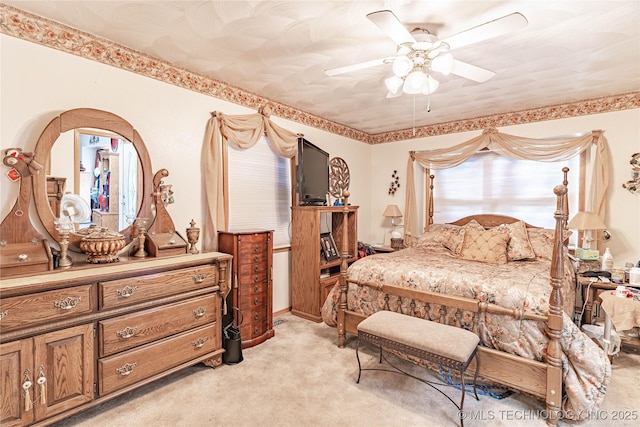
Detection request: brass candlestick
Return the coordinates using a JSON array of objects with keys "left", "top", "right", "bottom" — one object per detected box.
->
[
  {"left": 186, "top": 219, "right": 200, "bottom": 254},
  {"left": 55, "top": 217, "right": 74, "bottom": 268},
  {"left": 133, "top": 218, "right": 149, "bottom": 258}
]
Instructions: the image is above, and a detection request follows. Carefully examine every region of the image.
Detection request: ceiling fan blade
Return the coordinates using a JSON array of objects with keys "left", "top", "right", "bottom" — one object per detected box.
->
[
  {"left": 442, "top": 12, "right": 528, "bottom": 51},
  {"left": 367, "top": 10, "right": 416, "bottom": 46},
  {"left": 450, "top": 60, "right": 496, "bottom": 83},
  {"left": 325, "top": 57, "right": 392, "bottom": 76}
]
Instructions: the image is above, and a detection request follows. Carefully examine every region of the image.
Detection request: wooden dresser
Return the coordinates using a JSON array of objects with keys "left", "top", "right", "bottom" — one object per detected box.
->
[
  {"left": 0, "top": 252, "right": 231, "bottom": 427},
  {"left": 218, "top": 231, "right": 274, "bottom": 349}
]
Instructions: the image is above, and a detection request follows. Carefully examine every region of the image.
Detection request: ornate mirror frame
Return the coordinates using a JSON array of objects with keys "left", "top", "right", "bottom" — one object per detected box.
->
[{"left": 32, "top": 108, "right": 153, "bottom": 250}]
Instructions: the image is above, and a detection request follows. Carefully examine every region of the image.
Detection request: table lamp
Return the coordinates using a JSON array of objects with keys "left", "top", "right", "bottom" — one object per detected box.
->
[
  {"left": 383, "top": 204, "right": 403, "bottom": 246},
  {"left": 567, "top": 211, "right": 607, "bottom": 259}
]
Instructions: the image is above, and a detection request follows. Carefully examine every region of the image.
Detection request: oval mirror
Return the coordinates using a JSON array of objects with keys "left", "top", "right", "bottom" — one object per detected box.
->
[{"left": 33, "top": 108, "right": 153, "bottom": 251}]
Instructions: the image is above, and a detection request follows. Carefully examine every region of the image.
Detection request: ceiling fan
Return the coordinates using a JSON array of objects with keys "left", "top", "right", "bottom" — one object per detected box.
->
[{"left": 325, "top": 10, "right": 528, "bottom": 98}]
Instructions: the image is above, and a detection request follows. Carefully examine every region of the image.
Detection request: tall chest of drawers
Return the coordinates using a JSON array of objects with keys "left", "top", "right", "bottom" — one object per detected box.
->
[
  {"left": 218, "top": 231, "right": 274, "bottom": 349},
  {"left": 0, "top": 252, "right": 231, "bottom": 427}
]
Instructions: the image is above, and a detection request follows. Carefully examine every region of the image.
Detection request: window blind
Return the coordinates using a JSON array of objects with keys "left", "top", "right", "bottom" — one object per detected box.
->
[
  {"left": 227, "top": 136, "right": 292, "bottom": 246},
  {"left": 432, "top": 151, "right": 579, "bottom": 230}
]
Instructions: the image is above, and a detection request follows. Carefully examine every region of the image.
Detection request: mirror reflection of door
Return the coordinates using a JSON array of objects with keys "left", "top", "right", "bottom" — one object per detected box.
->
[{"left": 47, "top": 128, "right": 140, "bottom": 231}]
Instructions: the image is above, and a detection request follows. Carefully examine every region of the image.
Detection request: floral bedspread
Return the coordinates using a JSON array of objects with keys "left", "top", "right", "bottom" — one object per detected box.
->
[{"left": 321, "top": 246, "right": 611, "bottom": 420}]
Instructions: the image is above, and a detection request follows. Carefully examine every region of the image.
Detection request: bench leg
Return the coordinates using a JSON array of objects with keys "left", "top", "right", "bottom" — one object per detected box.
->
[
  {"left": 460, "top": 369, "right": 466, "bottom": 427},
  {"left": 472, "top": 353, "right": 479, "bottom": 401},
  {"left": 356, "top": 338, "right": 362, "bottom": 383}
]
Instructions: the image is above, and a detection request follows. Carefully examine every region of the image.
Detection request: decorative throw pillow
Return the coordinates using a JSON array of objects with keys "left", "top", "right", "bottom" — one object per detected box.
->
[
  {"left": 495, "top": 221, "right": 536, "bottom": 261},
  {"left": 459, "top": 227, "right": 510, "bottom": 264},
  {"left": 526, "top": 228, "right": 556, "bottom": 260},
  {"left": 415, "top": 224, "right": 461, "bottom": 249},
  {"left": 444, "top": 220, "right": 485, "bottom": 255}
]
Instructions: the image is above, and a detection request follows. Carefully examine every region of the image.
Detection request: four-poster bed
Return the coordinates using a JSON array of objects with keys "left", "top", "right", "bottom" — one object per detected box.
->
[{"left": 322, "top": 172, "right": 611, "bottom": 425}]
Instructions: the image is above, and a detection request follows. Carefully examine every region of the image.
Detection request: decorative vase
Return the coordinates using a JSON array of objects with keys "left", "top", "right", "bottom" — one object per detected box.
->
[
  {"left": 79, "top": 227, "right": 126, "bottom": 263},
  {"left": 186, "top": 219, "right": 200, "bottom": 254}
]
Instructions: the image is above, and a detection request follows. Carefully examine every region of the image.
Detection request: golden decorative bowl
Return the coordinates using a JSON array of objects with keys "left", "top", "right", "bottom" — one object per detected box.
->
[{"left": 79, "top": 227, "right": 126, "bottom": 263}]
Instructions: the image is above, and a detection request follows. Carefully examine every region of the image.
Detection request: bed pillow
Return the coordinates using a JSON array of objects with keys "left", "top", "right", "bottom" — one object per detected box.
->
[
  {"left": 526, "top": 228, "right": 556, "bottom": 260},
  {"left": 415, "top": 224, "right": 461, "bottom": 249},
  {"left": 495, "top": 221, "right": 536, "bottom": 261},
  {"left": 459, "top": 227, "right": 510, "bottom": 264},
  {"left": 442, "top": 220, "right": 485, "bottom": 255}
]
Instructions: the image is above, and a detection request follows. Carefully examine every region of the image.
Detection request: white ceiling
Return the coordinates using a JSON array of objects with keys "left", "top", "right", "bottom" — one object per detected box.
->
[{"left": 5, "top": 0, "right": 640, "bottom": 135}]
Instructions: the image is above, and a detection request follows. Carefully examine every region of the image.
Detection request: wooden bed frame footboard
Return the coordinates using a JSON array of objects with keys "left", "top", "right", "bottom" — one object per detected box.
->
[{"left": 335, "top": 181, "right": 568, "bottom": 427}]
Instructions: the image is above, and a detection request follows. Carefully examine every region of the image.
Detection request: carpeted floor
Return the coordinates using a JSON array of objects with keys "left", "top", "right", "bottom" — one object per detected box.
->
[{"left": 52, "top": 312, "right": 639, "bottom": 427}]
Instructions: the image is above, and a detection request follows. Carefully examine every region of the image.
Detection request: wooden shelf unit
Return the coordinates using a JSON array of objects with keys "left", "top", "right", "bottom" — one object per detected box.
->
[{"left": 291, "top": 205, "right": 358, "bottom": 322}]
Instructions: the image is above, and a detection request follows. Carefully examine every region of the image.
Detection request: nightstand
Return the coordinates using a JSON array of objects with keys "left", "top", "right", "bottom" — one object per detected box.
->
[{"left": 577, "top": 275, "right": 617, "bottom": 325}]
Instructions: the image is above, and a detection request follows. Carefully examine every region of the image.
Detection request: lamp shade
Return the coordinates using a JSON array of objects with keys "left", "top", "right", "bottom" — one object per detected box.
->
[
  {"left": 567, "top": 211, "right": 606, "bottom": 230},
  {"left": 383, "top": 204, "right": 402, "bottom": 218}
]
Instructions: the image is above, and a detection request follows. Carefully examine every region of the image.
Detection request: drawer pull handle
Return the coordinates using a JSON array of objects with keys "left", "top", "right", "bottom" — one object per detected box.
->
[
  {"left": 0, "top": 310, "right": 7, "bottom": 320},
  {"left": 254, "top": 297, "right": 259, "bottom": 305},
  {"left": 254, "top": 275, "right": 259, "bottom": 282},
  {"left": 115, "top": 362, "right": 137, "bottom": 376},
  {"left": 54, "top": 296, "right": 81, "bottom": 310},
  {"left": 116, "top": 326, "right": 137, "bottom": 339},
  {"left": 253, "top": 255, "right": 258, "bottom": 262},
  {"left": 254, "top": 327, "right": 259, "bottom": 335},
  {"left": 254, "top": 313, "right": 259, "bottom": 320},
  {"left": 254, "top": 285, "right": 259, "bottom": 292},
  {"left": 254, "top": 245, "right": 259, "bottom": 252},
  {"left": 192, "top": 273, "right": 208, "bottom": 284},
  {"left": 254, "top": 266, "right": 259, "bottom": 272},
  {"left": 193, "top": 307, "right": 207, "bottom": 318},
  {"left": 116, "top": 286, "right": 138, "bottom": 298},
  {"left": 193, "top": 338, "right": 207, "bottom": 348},
  {"left": 37, "top": 366, "right": 47, "bottom": 405}
]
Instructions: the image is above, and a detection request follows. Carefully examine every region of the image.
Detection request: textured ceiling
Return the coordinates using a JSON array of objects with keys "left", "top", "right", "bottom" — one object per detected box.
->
[{"left": 4, "top": 0, "right": 640, "bottom": 135}]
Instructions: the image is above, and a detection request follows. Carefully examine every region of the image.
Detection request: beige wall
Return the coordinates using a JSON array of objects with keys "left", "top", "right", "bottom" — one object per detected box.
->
[{"left": 2, "top": 33, "right": 638, "bottom": 314}]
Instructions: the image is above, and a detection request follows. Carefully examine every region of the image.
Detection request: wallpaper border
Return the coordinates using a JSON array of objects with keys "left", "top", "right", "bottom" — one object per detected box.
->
[{"left": 2, "top": 4, "right": 639, "bottom": 145}]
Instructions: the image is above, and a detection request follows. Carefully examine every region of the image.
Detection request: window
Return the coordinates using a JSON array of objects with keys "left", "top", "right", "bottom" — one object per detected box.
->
[
  {"left": 432, "top": 151, "right": 580, "bottom": 230},
  {"left": 227, "top": 136, "right": 292, "bottom": 246}
]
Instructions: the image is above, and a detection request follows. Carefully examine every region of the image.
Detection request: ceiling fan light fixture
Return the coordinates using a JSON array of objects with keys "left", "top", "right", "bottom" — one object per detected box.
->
[
  {"left": 403, "top": 70, "right": 429, "bottom": 94},
  {"left": 431, "top": 52, "right": 453, "bottom": 75},
  {"left": 392, "top": 55, "right": 413, "bottom": 77},
  {"left": 385, "top": 75, "right": 404, "bottom": 94},
  {"left": 422, "top": 74, "right": 440, "bottom": 94}
]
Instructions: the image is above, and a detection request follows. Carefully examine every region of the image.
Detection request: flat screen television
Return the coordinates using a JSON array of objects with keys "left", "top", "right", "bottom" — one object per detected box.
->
[{"left": 296, "top": 137, "right": 329, "bottom": 206}]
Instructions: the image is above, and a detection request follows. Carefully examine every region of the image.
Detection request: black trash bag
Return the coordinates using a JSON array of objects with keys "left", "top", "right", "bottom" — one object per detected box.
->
[{"left": 222, "top": 307, "right": 243, "bottom": 365}]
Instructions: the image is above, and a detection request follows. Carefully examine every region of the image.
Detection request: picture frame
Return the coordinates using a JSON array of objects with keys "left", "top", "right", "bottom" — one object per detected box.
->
[{"left": 320, "top": 232, "right": 339, "bottom": 261}]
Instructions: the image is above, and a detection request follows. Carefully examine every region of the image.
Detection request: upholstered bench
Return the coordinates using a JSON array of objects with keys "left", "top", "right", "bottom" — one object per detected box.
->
[{"left": 356, "top": 310, "right": 480, "bottom": 427}]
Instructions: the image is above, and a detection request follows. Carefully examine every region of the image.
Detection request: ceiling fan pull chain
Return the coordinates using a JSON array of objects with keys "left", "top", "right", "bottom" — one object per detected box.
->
[
  {"left": 412, "top": 95, "right": 416, "bottom": 136},
  {"left": 427, "top": 93, "right": 431, "bottom": 113}
]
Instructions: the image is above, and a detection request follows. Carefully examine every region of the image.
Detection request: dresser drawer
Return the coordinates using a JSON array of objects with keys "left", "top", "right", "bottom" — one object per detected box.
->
[
  {"left": 238, "top": 290, "right": 267, "bottom": 309},
  {"left": 238, "top": 280, "right": 268, "bottom": 297},
  {"left": 98, "top": 294, "right": 219, "bottom": 357},
  {"left": 241, "top": 319, "right": 268, "bottom": 341},
  {"left": 237, "top": 262, "right": 268, "bottom": 285},
  {"left": 98, "top": 323, "right": 219, "bottom": 395},
  {"left": 0, "top": 284, "right": 94, "bottom": 332},
  {"left": 99, "top": 265, "right": 218, "bottom": 309}
]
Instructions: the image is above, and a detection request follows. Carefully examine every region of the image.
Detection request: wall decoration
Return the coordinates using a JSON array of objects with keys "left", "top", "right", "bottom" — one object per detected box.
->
[
  {"left": 388, "top": 170, "right": 400, "bottom": 195},
  {"left": 329, "top": 157, "right": 350, "bottom": 199},
  {"left": 622, "top": 152, "right": 640, "bottom": 194}
]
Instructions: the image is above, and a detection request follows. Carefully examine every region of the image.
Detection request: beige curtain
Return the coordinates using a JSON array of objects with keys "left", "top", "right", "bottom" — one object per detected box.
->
[
  {"left": 202, "top": 105, "right": 298, "bottom": 251},
  {"left": 403, "top": 128, "right": 610, "bottom": 241}
]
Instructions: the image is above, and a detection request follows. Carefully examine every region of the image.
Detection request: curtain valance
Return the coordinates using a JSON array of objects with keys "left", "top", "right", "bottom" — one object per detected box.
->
[
  {"left": 403, "top": 128, "right": 610, "bottom": 240},
  {"left": 202, "top": 105, "right": 298, "bottom": 251}
]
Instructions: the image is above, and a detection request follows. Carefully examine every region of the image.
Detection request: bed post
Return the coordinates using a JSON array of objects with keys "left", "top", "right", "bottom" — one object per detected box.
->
[
  {"left": 545, "top": 182, "right": 567, "bottom": 426},
  {"left": 337, "top": 191, "right": 350, "bottom": 348}
]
